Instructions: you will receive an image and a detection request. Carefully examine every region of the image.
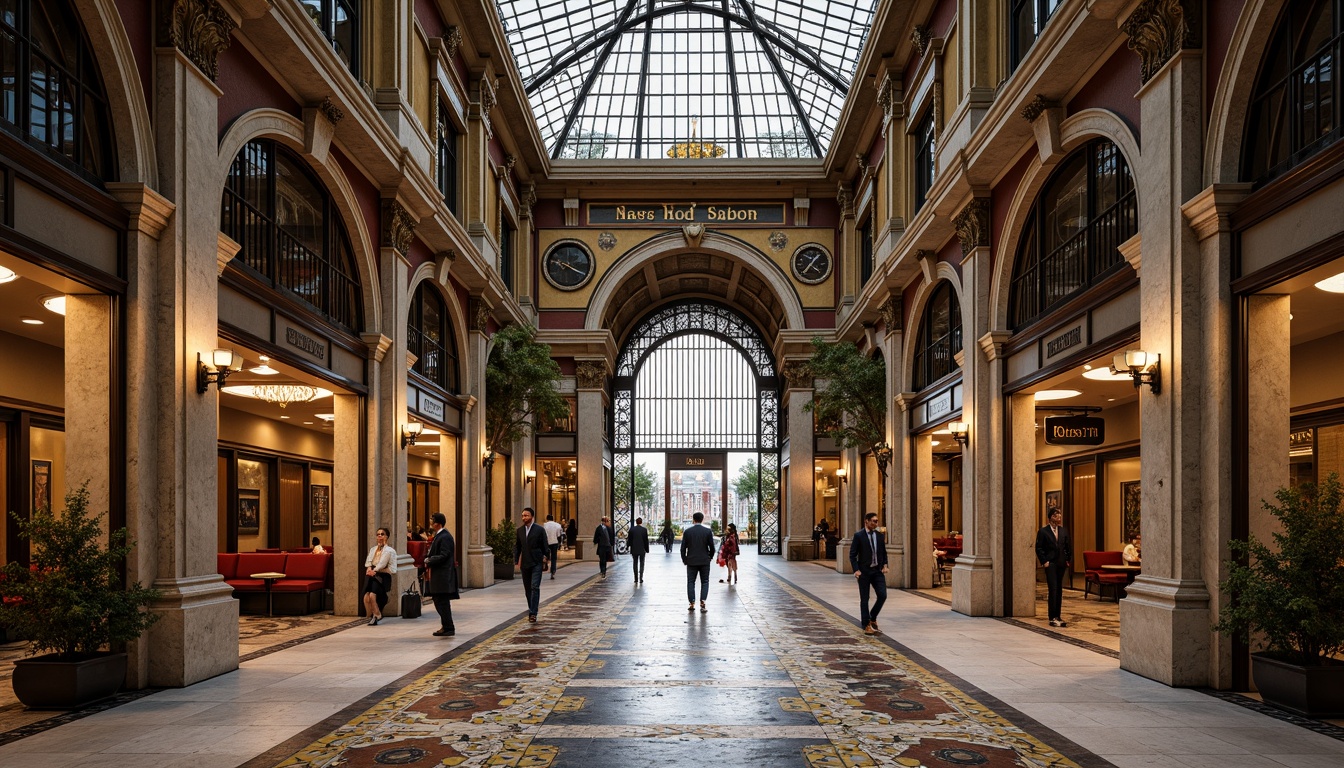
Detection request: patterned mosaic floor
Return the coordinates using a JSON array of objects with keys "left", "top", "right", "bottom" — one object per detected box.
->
[{"left": 263, "top": 554, "right": 1102, "bottom": 768}]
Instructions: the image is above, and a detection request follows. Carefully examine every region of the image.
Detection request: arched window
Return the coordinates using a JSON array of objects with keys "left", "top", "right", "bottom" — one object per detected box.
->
[
  {"left": 913, "top": 281, "right": 962, "bottom": 391},
  {"left": 1009, "top": 139, "right": 1137, "bottom": 330},
  {"left": 408, "top": 283, "right": 459, "bottom": 394},
  {"left": 220, "top": 140, "right": 363, "bottom": 332},
  {"left": 1245, "top": 0, "right": 1341, "bottom": 184},
  {"left": 1009, "top": 0, "right": 1064, "bottom": 72},
  {"left": 0, "top": 0, "right": 113, "bottom": 180},
  {"left": 300, "top": 0, "right": 359, "bottom": 76}
]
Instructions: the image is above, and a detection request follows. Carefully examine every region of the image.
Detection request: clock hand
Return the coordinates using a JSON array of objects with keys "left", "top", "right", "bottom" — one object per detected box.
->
[
  {"left": 558, "top": 260, "right": 585, "bottom": 275},
  {"left": 806, "top": 253, "right": 821, "bottom": 271}
]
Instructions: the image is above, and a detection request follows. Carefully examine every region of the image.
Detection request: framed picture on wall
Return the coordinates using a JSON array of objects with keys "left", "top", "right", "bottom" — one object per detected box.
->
[
  {"left": 932, "top": 496, "right": 946, "bottom": 530},
  {"left": 31, "top": 460, "right": 51, "bottom": 512},
  {"left": 1121, "top": 480, "right": 1141, "bottom": 543},
  {"left": 310, "top": 485, "right": 330, "bottom": 529},
  {"left": 237, "top": 488, "right": 261, "bottom": 534},
  {"left": 1044, "top": 489, "right": 1061, "bottom": 520}
]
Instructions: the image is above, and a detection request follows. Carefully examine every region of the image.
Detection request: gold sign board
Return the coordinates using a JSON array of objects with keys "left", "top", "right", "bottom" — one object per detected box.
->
[{"left": 587, "top": 202, "right": 785, "bottom": 226}]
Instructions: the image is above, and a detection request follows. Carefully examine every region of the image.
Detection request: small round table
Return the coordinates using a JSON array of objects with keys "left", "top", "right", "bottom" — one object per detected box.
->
[
  {"left": 250, "top": 571, "right": 286, "bottom": 617},
  {"left": 1101, "top": 563, "right": 1141, "bottom": 595}
]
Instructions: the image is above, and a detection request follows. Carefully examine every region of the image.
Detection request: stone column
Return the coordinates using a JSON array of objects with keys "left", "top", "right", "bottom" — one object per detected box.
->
[
  {"left": 912, "top": 432, "right": 934, "bottom": 589},
  {"left": 1118, "top": 0, "right": 1212, "bottom": 686},
  {"left": 892, "top": 392, "right": 917, "bottom": 587},
  {"left": 462, "top": 297, "right": 492, "bottom": 587},
  {"left": 333, "top": 392, "right": 364, "bottom": 615},
  {"left": 576, "top": 361, "right": 608, "bottom": 561},
  {"left": 136, "top": 4, "right": 241, "bottom": 688},
  {"left": 836, "top": 185, "right": 857, "bottom": 311},
  {"left": 464, "top": 71, "right": 500, "bottom": 262},
  {"left": 1007, "top": 391, "right": 1037, "bottom": 616},
  {"left": 782, "top": 361, "right": 815, "bottom": 560},
  {"left": 875, "top": 300, "right": 904, "bottom": 584}
]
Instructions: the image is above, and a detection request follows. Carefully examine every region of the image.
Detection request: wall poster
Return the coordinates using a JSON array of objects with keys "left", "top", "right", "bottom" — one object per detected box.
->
[
  {"left": 1044, "top": 489, "right": 1061, "bottom": 520},
  {"left": 310, "top": 484, "right": 330, "bottom": 529},
  {"left": 932, "top": 496, "right": 946, "bottom": 530},
  {"left": 31, "top": 460, "right": 51, "bottom": 512},
  {"left": 237, "top": 488, "right": 261, "bottom": 535},
  {"left": 1121, "top": 480, "right": 1141, "bottom": 543}
]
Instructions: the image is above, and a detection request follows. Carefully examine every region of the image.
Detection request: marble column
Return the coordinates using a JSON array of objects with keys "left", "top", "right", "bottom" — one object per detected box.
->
[
  {"left": 1007, "top": 391, "right": 1037, "bottom": 616},
  {"left": 333, "top": 392, "right": 364, "bottom": 616},
  {"left": 782, "top": 361, "right": 814, "bottom": 560},
  {"left": 462, "top": 297, "right": 492, "bottom": 587},
  {"left": 892, "top": 392, "right": 917, "bottom": 587},
  {"left": 63, "top": 295, "right": 113, "bottom": 528},
  {"left": 876, "top": 316, "right": 904, "bottom": 585},
  {"left": 576, "top": 361, "right": 608, "bottom": 561}
]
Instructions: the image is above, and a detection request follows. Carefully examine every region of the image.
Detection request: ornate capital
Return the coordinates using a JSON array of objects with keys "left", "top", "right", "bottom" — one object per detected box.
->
[
  {"left": 875, "top": 73, "right": 901, "bottom": 122},
  {"left": 480, "top": 76, "right": 499, "bottom": 114},
  {"left": 1020, "top": 94, "right": 1053, "bottom": 123},
  {"left": 682, "top": 223, "right": 705, "bottom": 248},
  {"left": 576, "top": 362, "right": 607, "bottom": 389},
  {"left": 953, "top": 199, "right": 990, "bottom": 253},
  {"left": 381, "top": 199, "right": 416, "bottom": 256},
  {"left": 158, "top": 0, "right": 235, "bottom": 81},
  {"left": 910, "top": 25, "right": 931, "bottom": 57},
  {"left": 1122, "top": 0, "right": 1202, "bottom": 84},
  {"left": 879, "top": 296, "right": 903, "bottom": 333},
  {"left": 781, "top": 361, "right": 813, "bottom": 390},
  {"left": 318, "top": 96, "right": 344, "bottom": 125},
  {"left": 978, "top": 331, "right": 1012, "bottom": 361},
  {"left": 520, "top": 184, "right": 537, "bottom": 220},
  {"left": 442, "top": 26, "right": 463, "bottom": 60},
  {"left": 469, "top": 297, "right": 492, "bottom": 332},
  {"left": 836, "top": 184, "right": 854, "bottom": 218},
  {"left": 502, "top": 153, "right": 517, "bottom": 179}
]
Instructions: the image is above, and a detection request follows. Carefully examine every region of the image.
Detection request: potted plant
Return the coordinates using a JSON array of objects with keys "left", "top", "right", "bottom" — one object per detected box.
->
[
  {"left": 1214, "top": 473, "right": 1344, "bottom": 717},
  {"left": 0, "top": 484, "right": 160, "bottom": 709},
  {"left": 487, "top": 517, "right": 516, "bottom": 581}
]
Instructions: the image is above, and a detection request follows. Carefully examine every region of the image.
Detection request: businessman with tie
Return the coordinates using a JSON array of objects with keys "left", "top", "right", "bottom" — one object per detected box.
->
[{"left": 849, "top": 512, "right": 889, "bottom": 635}]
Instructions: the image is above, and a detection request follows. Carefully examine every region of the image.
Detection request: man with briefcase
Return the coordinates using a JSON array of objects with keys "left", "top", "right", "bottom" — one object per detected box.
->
[{"left": 423, "top": 512, "right": 460, "bottom": 636}]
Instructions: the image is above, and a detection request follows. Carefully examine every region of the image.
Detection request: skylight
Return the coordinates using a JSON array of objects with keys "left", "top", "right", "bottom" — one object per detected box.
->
[{"left": 495, "top": 0, "right": 877, "bottom": 160}]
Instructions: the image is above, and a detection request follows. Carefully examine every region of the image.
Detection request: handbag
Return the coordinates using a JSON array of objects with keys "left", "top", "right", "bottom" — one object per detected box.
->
[{"left": 400, "top": 582, "right": 422, "bottom": 619}]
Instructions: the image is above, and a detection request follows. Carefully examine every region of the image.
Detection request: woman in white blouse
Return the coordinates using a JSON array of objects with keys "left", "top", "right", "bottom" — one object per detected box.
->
[{"left": 362, "top": 528, "right": 397, "bottom": 625}]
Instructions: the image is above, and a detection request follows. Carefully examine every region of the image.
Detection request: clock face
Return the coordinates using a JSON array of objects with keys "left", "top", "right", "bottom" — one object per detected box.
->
[
  {"left": 792, "top": 244, "right": 832, "bottom": 284},
  {"left": 543, "top": 243, "right": 594, "bottom": 290}
]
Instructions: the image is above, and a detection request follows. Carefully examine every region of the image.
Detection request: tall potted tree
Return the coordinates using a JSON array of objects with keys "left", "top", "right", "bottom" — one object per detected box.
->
[
  {"left": 486, "top": 517, "right": 516, "bottom": 581},
  {"left": 1214, "top": 474, "right": 1344, "bottom": 717},
  {"left": 0, "top": 485, "right": 160, "bottom": 709},
  {"left": 805, "top": 337, "right": 891, "bottom": 513}
]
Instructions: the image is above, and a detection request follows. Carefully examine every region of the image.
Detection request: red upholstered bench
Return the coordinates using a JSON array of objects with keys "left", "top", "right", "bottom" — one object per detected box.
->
[
  {"left": 1083, "top": 551, "right": 1129, "bottom": 601},
  {"left": 271, "top": 553, "right": 331, "bottom": 614},
  {"left": 218, "top": 551, "right": 332, "bottom": 614}
]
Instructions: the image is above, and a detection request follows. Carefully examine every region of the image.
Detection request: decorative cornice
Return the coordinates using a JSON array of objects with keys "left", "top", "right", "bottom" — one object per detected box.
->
[
  {"left": 575, "top": 361, "right": 607, "bottom": 389},
  {"left": 1020, "top": 94, "right": 1052, "bottom": 122},
  {"left": 158, "top": 0, "right": 235, "bottom": 82},
  {"left": 105, "top": 182, "right": 176, "bottom": 240},
  {"left": 894, "top": 392, "right": 918, "bottom": 413},
  {"left": 978, "top": 331, "right": 1012, "bottom": 361},
  {"left": 480, "top": 76, "right": 499, "bottom": 115},
  {"left": 879, "top": 296, "right": 903, "bottom": 333},
  {"left": 781, "top": 361, "right": 813, "bottom": 389},
  {"left": 910, "top": 25, "right": 931, "bottom": 57},
  {"left": 361, "top": 333, "right": 393, "bottom": 364},
  {"left": 318, "top": 96, "right": 344, "bottom": 125},
  {"left": 953, "top": 199, "right": 990, "bottom": 253},
  {"left": 381, "top": 199, "right": 416, "bottom": 256},
  {"left": 442, "top": 26, "right": 463, "bottom": 60},
  {"left": 1181, "top": 183, "right": 1253, "bottom": 242},
  {"left": 469, "top": 297, "right": 492, "bottom": 332},
  {"left": 836, "top": 184, "right": 854, "bottom": 218},
  {"left": 1122, "top": 0, "right": 1202, "bottom": 84},
  {"left": 217, "top": 232, "right": 241, "bottom": 275},
  {"left": 874, "top": 73, "right": 901, "bottom": 122}
]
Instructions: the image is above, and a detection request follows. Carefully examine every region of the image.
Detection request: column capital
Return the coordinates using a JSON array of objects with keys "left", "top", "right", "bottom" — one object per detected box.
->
[
  {"left": 1181, "top": 183, "right": 1254, "bottom": 242},
  {"left": 1118, "top": 232, "right": 1143, "bottom": 275},
  {"left": 361, "top": 333, "right": 393, "bottom": 363},
  {"left": 910, "top": 25, "right": 931, "bottom": 56},
  {"left": 575, "top": 361, "right": 608, "bottom": 389},
  {"left": 216, "top": 232, "right": 241, "bottom": 275},
  {"left": 381, "top": 199, "right": 417, "bottom": 257},
  {"left": 468, "top": 295, "right": 493, "bottom": 333},
  {"left": 954, "top": 198, "right": 991, "bottom": 255},
  {"left": 879, "top": 296, "right": 903, "bottom": 334},
  {"left": 978, "top": 331, "right": 1012, "bottom": 361},
  {"left": 1123, "top": 0, "right": 1202, "bottom": 85},
  {"left": 105, "top": 183, "right": 176, "bottom": 239},
  {"left": 894, "top": 392, "right": 918, "bottom": 412},
  {"left": 157, "top": 0, "right": 236, "bottom": 82},
  {"left": 836, "top": 184, "right": 854, "bottom": 219},
  {"left": 781, "top": 360, "right": 813, "bottom": 390}
]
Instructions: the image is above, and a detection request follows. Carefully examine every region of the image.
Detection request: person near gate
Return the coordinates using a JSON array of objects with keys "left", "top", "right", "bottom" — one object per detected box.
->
[
  {"left": 516, "top": 507, "right": 550, "bottom": 623},
  {"left": 849, "top": 512, "right": 889, "bottom": 635},
  {"left": 593, "top": 517, "right": 614, "bottom": 578},
  {"left": 1035, "top": 508, "right": 1072, "bottom": 628},
  {"left": 659, "top": 521, "right": 675, "bottom": 553},
  {"left": 543, "top": 513, "right": 564, "bottom": 579},
  {"left": 681, "top": 512, "right": 716, "bottom": 613},
  {"left": 423, "top": 512, "right": 459, "bottom": 637},
  {"left": 362, "top": 528, "right": 396, "bottom": 626},
  {"left": 627, "top": 517, "right": 650, "bottom": 583},
  {"left": 717, "top": 522, "right": 740, "bottom": 584}
]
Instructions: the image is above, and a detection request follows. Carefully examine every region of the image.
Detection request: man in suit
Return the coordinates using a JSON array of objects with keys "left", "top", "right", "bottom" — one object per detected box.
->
[
  {"left": 516, "top": 507, "right": 550, "bottom": 623},
  {"left": 593, "top": 517, "right": 614, "bottom": 577},
  {"left": 627, "top": 517, "right": 650, "bottom": 583},
  {"left": 543, "top": 513, "right": 564, "bottom": 579},
  {"left": 849, "top": 512, "right": 889, "bottom": 634},
  {"left": 422, "top": 512, "right": 459, "bottom": 637},
  {"left": 680, "top": 511, "right": 716, "bottom": 612},
  {"left": 1035, "top": 509, "right": 1072, "bottom": 627}
]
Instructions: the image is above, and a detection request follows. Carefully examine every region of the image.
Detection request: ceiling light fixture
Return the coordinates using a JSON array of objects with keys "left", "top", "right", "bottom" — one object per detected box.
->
[
  {"left": 0, "top": 266, "right": 17, "bottom": 283},
  {"left": 41, "top": 295, "right": 66, "bottom": 315},
  {"left": 1082, "top": 367, "right": 1132, "bottom": 381},
  {"left": 20, "top": 316, "right": 42, "bottom": 325},
  {"left": 1314, "top": 271, "right": 1344, "bottom": 293},
  {"left": 1034, "top": 389, "right": 1082, "bottom": 401},
  {"left": 315, "top": 413, "right": 335, "bottom": 422},
  {"left": 250, "top": 355, "right": 279, "bottom": 375},
  {"left": 220, "top": 384, "right": 333, "bottom": 407}
]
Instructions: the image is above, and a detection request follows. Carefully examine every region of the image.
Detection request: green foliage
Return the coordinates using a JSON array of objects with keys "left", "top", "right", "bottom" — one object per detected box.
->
[
  {"left": 804, "top": 337, "right": 888, "bottom": 455},
  {"left": 0, "top": 485, "right": 160, "bottom": 659},
  {"left": 485, "top": 324, "right": 569, "bottom": 457},
  {"left": 710, "top": 519, "right": 722, "bottom": 535},
  {"left": 1214, "top": 474, "right": 1344, "bottom": 666},
  {"left": 614, "top": 462, "right": 657, "bottom": 508},
  {"left": 486, "top": 517, "right": 516, "bottom": 565}
]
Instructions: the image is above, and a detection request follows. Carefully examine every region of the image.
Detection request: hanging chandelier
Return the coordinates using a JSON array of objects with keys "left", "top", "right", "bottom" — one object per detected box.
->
[{"left": 221, "top": 384, "right": 333, "bottom": 408}]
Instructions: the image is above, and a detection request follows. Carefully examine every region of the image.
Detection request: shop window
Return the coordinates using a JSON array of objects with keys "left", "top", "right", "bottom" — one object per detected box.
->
[
  {"left": 500, "top": 218, "right": 515, "bottom": 294},
  {"left": 1245, "top": 0, "right": 1342, "bottom": 184},
  {"left": 913, "top": 281, "right": 962, "bottom": 390},
  {"left": 1008, "top": 0, "right": 1064, "bottom": 72},
  {"left": 1009, "top": 139, "right": 1137, "bottom": 330},
  {"left": 300, "top": 0, "right": 359, "bottom": 77},
  {"left": 408, "top": 282, "right": 459, "bottom": 394},
  {"left": 859, "top": 216, "right": 874, "bottom": 286},
  {"left": 221, "top": 140, "right": 363, "bottom": 332},
  {"left": 913, "top": 109, "right": 936, "bottom": 211},
  {"left": 437, "top": 99, "right": 458, "bottom": 215},
  {"left": 0, "top": 0, "right": 113, "bottom": 181}
]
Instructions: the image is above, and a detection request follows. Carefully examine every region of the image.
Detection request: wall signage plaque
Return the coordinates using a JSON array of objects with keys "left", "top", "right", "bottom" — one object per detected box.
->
[
  {"left": 1044, "top": 415, "right": 1106, "bottom": 446},
  {"left": 587, "top": 202, "right": 785, "bottom": 226},
  {"left": 666, "top": 452, "right": 725, "bottom": 469},
  {"left": 275, "top": 315, "right": 329, "bottom": 366}
]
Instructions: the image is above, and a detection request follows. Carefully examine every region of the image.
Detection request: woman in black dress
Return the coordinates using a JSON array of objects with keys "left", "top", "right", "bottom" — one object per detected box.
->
[{"left": 362, "top": 527, "right": 397, "bottom": 625}]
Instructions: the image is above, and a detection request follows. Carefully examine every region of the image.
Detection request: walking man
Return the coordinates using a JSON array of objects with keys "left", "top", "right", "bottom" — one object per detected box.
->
[
  {"left": 1036, "top": 509, "right": 1071, "bottom": 627},
  {"left": 628, "top": 517, "right": 650, "bottom": 583},
  {"left": 423, "top": 512, "right": 459, "bottom": 637},
  {"left": 681, "top": 512, "right": 715, "bottom": 612},
  {"left": 516, "top": 507, "right": 549, "bottom": 623},
  {"left": 543, "top": 513, "right": 564, "bottom": 579},
  {"left": 659, "top": 521, "right": 674, "bottom": 553},
  {"left": 593, "top": 516, "right": 614, "bottom": 577},
  {"left": 849, "top": 512, "right": 888, "bottom": 635}
]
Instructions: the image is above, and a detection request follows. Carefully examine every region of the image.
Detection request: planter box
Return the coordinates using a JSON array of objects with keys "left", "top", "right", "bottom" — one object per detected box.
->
[
  {"left": 13, "top": 651, "right": 126, "bottom": 709},
  {"left": 493, "top": 562, "right": 516, "bottom": 581},
  {"left": 1252, "top": 653, "right": 1344, "bottom": 717}
]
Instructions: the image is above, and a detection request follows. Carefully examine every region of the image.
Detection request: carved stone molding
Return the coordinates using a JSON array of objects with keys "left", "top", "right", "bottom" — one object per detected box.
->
[
  {"left": 469, "top": 297, "right": 492, "bottom": 332},
  {"left": 978, "top": 331, "right": 1012, "bottom": 361},
  {"left": 361, "top": 333, "right": 393, "bottom": 364},
  {"left": 953, "top": 199, "right": 990, "bottom": 253},
  {"left": 1122, "top": 0, "right": 1202, "bottom": 84},
  {"left": 576, "top": 362, "right": 607, "bottom": 389},
  {"left": 158, "top": 0, "right": 235, "bottom": 82},
  {"left": 682, "top": 223, "right": 705, "bottom": 248},
  {"left": 910, "top": 25, "right": 931, "bottom": 57},
  {"left": 836, "top": 185, "right": 854, "bottom": 218},
  {"left": 502, "top": 153, "right": 517, "bottom": 180},
  {"left": 443, "top": 26, "right": 463, "bottom": 60},
  {"left": 318, "top": 97, "right": 344, "bottom": 125},
  {"left": 781, "top": 361, "right": 813, "bottom": 390},
  {"left": 1020, "top": 94, "right": 1053, "bottom": 123},
  {"left": 894, "top": 392, "right": 918, "bottom": 413},
  {"left": 520, "top": 184, "right": 537, "bottom": 220},
  {"left": 875, "top": 73, "right": 902, "bottom": 122},
  {"left": 381, "top": 200, "right": 416, "bottom": 256},
  {"left": 879, "top": 296, "right": 903, "bottom": 333},
  {"left": 480, "top": 76, "right": 499, "bottom": 115}
]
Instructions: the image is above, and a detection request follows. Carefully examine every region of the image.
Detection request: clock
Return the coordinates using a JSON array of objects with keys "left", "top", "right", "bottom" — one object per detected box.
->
[
  {"left": 791, "top": 244, "right": 832, "bottom": 284},
  {"left": 542, "top": 242, "right": 595, "bottom": 290}
]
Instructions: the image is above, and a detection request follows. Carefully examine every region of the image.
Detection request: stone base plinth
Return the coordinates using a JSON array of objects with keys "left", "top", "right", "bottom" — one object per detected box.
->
[
  {"left": 463, "top": 548, "right": 494, "bottom": 588},
  {"left": 146, "top": 575, "right": 239, "bottom": 688},
  {"left": 784, "top": 536, "right": 815, "bottom": 561},
  {"left": 1120, "top": 576, "right": 1212, "bottom": 686},
  {"left": 951, "top": 556, "right": 995, "bottom": 616},
  {"left": 835, "top": 540, "right": 852, "bottom": 573}
]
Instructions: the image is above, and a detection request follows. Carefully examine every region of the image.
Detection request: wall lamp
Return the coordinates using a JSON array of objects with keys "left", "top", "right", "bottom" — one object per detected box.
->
[
  {"left": 401, "top": 422, "right": 424, "bottom": 449},
  {"left": 1112, "top": 350, "right": 1161, "bottom": 395},
  {"left": 524, "top": 469, "right": 537, "bottom": 485},
  {"left": 483, "top": 449, "right": 495, "bottom": 468},
  {"left": 948, "top": 421, "right": 969, "bottom": 446},
  {"left": 197, "top": 348, "right": 243, "bottom": 393},
  {"left": 834, "top": 467, "right": 848, "bottom": 483}
]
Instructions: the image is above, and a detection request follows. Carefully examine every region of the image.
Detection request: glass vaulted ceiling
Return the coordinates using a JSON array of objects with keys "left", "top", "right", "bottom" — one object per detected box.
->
[{"left": 496, "top": 0, "right": 877, "bottom": 160}]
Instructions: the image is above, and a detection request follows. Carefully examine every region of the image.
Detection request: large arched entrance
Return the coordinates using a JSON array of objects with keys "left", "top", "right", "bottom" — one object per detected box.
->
[{"left": 610, "top": 300, "right": 782, "bottom": 555}]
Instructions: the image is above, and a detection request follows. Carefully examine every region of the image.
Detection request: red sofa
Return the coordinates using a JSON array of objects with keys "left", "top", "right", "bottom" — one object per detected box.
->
[
  {"left": 1082, "top": 550, "right": 1129, "bottom": 601},
  {"left": 217, "top": 551, "right": 332, "bottom": 614}
]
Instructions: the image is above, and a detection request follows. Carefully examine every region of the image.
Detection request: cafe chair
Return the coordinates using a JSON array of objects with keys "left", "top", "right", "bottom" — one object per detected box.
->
[{"left": 1082, "top": 550, "right": 1128, "bottom": 601}]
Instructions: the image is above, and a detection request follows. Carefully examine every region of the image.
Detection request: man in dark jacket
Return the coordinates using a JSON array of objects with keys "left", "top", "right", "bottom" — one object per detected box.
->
[
  {"left": 680, "top": 512, "right": 716, "bottom": 612},
  {"left": 516, "top": 507, "right": 550, "bottom": 622},
  {"left": 593, "top": 517, "right": 614, "bottom": 577},
  {"left": 423, "top": 512, "right": 459, "bottom": 637},
  {"left": 627, "top": 517, "right": 650, "bottom": 583},
  {"left": 1035, "top": 509, "right": 1072, "bottom": 627},
  {"left": 849, "top": 512, "right": 889, "bottom": 634}
]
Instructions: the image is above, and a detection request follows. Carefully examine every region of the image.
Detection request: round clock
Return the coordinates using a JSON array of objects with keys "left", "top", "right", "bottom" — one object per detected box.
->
[
  {"left": 791, "top": 244, "right": 833, "bottom": 284},
  {"left": 542, "top": 242, "right": 595, "bottom": 290}
]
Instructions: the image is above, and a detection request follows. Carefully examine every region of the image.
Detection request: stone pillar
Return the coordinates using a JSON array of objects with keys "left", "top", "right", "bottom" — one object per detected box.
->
[
  {"left": 951, "top": 198, "right": 996, "bottom": 617},
  {"left": 465, "top": 70, "right": 500, "bottom": 262},
  {"left": 1007, "top": 391, "right": 1037, "bottom": 616},
  {"left": 892, "top": 392, "right": 917, "bottom": 587},
  {"left": 576, "top": 361, "right": 608, "bottom": 561},
  {"left": 836, "top": 184, "right": 857, "bottom": 310},
  {"left": 782, "top": 361, "right": 814, "bottom": 560},
  {"left": 912, "top": 432, "right": 934, "bottom": 588},
  {"left": 875, "top": 302, "right": 904, "bottom": 584},
  {"left": 1118, "top": 0, "right": 1212, "bottom": 686},
  {"left": 136, "top": 4, "right": 241, "bottom": 688},
  {"left": 462, "top": 297, "right": 492, "bottom": 587},
  {"left": 333, "top": 392, "right": 364, "bottom": 615},
  {"left": 63, "top": 297, "right": 113, "bottom": 523}
]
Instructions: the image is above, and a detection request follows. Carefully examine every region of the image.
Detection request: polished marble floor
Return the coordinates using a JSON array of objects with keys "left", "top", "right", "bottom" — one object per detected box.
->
[{"left": 1, "top": 548, "right": 1341, "bottom": 768}]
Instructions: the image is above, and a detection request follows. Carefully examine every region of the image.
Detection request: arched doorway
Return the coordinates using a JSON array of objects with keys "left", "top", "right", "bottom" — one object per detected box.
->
[{"left": 610, "top": 300, "right": 782, "bottom": 554}]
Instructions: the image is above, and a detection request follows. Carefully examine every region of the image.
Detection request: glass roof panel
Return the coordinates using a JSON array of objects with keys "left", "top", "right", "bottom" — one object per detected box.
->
[{"left": 495, "top": 0, "right": 876, "bottom": 160}]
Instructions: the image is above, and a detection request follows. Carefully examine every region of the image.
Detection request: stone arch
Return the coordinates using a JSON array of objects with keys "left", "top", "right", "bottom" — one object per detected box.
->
[
  {"left": 584, "top": 229, "right": 807, "bottom": 335},
  {"left": 989, "top": 109, "right": 1142, "bottom": 332},
  {"left": 1205, "top": 0, "right": 1284, "bottom": 184},
  {"left": 406, "top": 263, "right": 470, "bottom": 389},
  {"left": 901, "top": 262, "right": 965, "bottom": 394},
  {"left": 216, "top": 109, "right": 382, "bottom": 335},
  {"left": 71, "top": 0, "right": 157, "bottom": 184}
]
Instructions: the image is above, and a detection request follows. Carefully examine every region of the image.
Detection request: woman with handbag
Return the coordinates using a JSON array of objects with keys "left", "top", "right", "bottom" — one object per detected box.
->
[
  {"left": 717, "top": 523, "right": 740, "bottom": 584},
  {"left": 362, "top": 527, "right": 397, "bottom": 625}
]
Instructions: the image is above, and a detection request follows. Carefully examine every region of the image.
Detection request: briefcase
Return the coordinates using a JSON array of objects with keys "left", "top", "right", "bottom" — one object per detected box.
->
[{"left": 401, "top": 584, "right": 422, "bottom": 619}]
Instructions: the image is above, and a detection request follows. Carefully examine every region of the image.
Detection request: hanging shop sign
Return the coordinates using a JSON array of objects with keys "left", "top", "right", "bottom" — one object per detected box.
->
[
  {"left": 587, "top": 202, "right": 785, "bottom": 226},
  {"left": 1044, "top": 415, "right": 1106, "bottom": 446}
]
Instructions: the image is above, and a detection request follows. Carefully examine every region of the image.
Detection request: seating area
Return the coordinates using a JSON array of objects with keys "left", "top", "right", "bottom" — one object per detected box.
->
[
  {"left": 406, "top": 539, "right": 429, "bottom": 591},
  {"left": 933, "top": 537, "right": 962, "bottom": 585},
  {"left": 1082, "top": 550, "right": 1130, "bottom": 601},
  {"left": 217, "top": 552, "right": 334, "bottom": 615}
]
